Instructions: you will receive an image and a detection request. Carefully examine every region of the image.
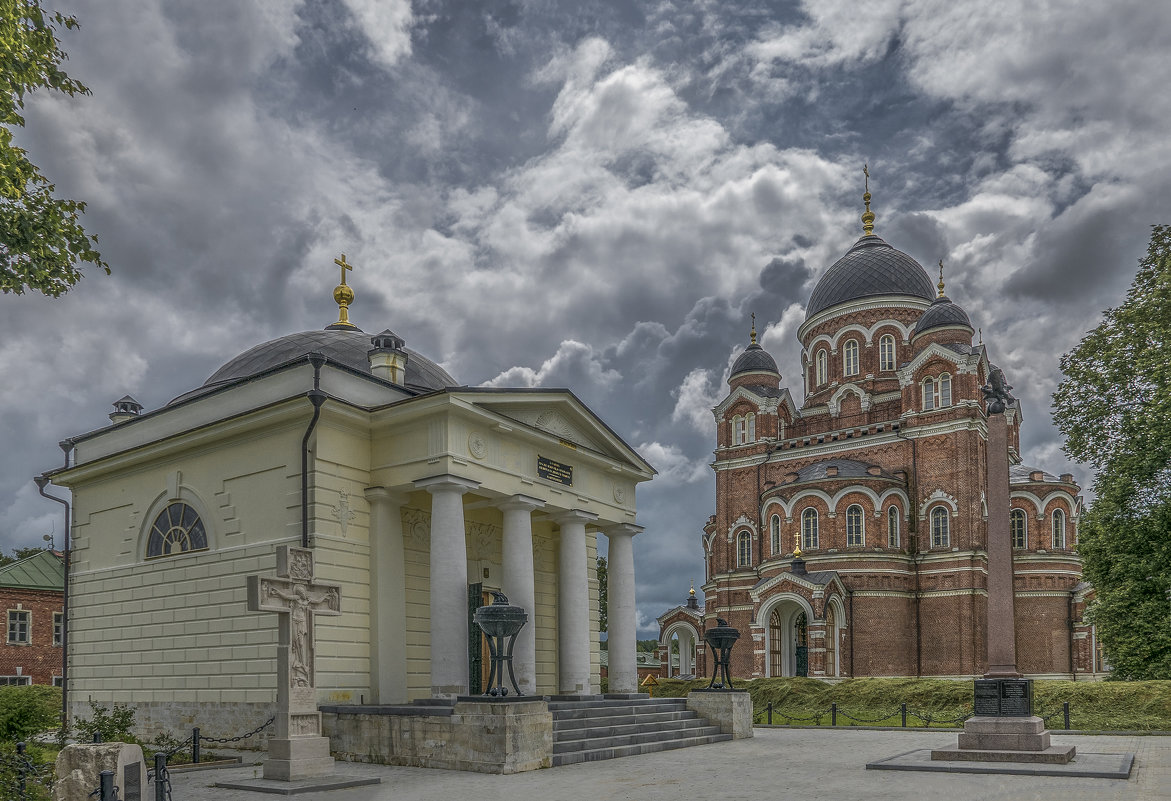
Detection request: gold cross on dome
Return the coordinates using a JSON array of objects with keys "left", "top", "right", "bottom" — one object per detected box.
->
[{"left": 334, "top": 254, "right": 353, "bottom": 285}]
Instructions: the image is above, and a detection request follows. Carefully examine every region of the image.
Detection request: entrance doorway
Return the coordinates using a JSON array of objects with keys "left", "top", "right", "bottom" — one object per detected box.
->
[{"left": 767, "top": 600, "right": 811, "bottom": 677}]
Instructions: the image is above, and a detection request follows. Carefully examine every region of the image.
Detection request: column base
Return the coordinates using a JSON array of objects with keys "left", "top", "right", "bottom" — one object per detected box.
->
[
  {"left": 263, "top": 736, "right": 336, "bottom": 780},
  {"left": 931, "top": 717, "right": 1075, "bottom": 765}
]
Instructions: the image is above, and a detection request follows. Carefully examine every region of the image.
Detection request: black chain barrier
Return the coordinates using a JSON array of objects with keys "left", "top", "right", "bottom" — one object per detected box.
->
[
  {"left": 144, "top": 715, "right": 275, "bottom": 801},
  {"left": 2, "top": 741, "right": 54, "bottom": 801}
]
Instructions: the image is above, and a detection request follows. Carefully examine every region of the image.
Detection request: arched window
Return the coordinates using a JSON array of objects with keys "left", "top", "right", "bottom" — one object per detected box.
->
[
  {"left": 147, "top": 502, "right": 208, "bottom": 558},
  {"left": 939, "top": 373, "right": 952, "bottom": 407},
  {"left": 922, "top": 374, "right": 953, "bottom": 410},
  {"left": 770, "top": 514, "right": 781, "bottom": 555},
  {"left": 843, "top": 339, "right": 859, "bottom": 376},
  {"left": 1011, "top": 509, "right": 1027, "bottom": 549},
  {"left": 846, "top": 504, "right": 864, "bottom": 546},
  {"left": 816, "top": 349, "right": 827, "bottom": 386},
  {"left": 737, "top": 531, "right": 752, "bottom": 567},
  {"left": 747, "top": 412, "right": 756, "bottom": 442},
  {"left": 887, "top": 506, "right": 900, "bottom": 548},
  {"left": 930, "top": 506, "right": 950, "bottom": 548},
  {"left": 879, "top": 334, "right": 895, "bottom": 371},
  {"left": 1052, "top": 509, "right": 1066, "bottom": 550},
  {"left": 801, "top": 508, "right": 819, "bottom": 550},
  {"left": 922, "top": 377, "right": 936, "bottom": 411}
]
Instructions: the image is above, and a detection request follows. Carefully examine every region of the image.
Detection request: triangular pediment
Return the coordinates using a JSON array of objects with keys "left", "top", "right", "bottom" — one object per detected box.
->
[
  {"left": 456, "top": 389, "right": 655, "bottom": 476},
  {"left": 714, "top": 385, "right": 799, "bottom": 421}
]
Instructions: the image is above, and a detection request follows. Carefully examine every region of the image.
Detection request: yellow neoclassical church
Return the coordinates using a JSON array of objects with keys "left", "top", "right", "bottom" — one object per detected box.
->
[{"left": 44, "top": 259, "right": 655, "bottom": 735}]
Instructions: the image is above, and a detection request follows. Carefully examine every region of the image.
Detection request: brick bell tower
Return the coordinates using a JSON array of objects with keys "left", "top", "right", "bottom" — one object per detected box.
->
[{"left": 698, "top": 174, "right": 1087, "bottom": 682}]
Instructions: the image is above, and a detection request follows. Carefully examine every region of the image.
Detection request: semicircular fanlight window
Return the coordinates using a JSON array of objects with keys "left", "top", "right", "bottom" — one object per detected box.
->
[{"left": 147, "top": 502, "right": 208, "bottom": 558}]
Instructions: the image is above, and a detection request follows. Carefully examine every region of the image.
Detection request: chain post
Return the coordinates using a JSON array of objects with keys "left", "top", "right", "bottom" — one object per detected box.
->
[
  {"left": 1063, "top": 701, "right": 1071, "bottom": 730},
  {"left": 901, "top": 703, "right": 907, "bottom": 727},
  {"left": 99, "top": 769, "right": 118, "bottom": 801},
  {"left": 16, "top": 741, "right": 27, "bottom": 797},
  {"left": 192, "top": 727, "right": 200, "bottom": 764},
  {"left": 831, "top": 703, "right": 837, "bottom": 726},
  {"left": 154, "top": 753, "right": 168, "bottom": 801},
  {"left": 767, "top": 702, "right": 773, "bottom": 725}
]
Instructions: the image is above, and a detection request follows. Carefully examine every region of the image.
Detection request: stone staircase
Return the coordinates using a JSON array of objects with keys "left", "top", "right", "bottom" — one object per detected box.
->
[{"left": 548, "top": 696, "right": 732, "bottom": 766}]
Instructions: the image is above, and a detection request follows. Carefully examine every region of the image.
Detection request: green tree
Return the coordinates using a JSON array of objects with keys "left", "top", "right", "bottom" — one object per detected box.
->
[
  {"left": 0, "top": 545, "right": 49, "bottom": 567},
  {"left": 1053, "top": 224, "right": 1171, "bottom": 679},
  {"left": 1, "top": 0, "right": 108, "bottom": 296}
]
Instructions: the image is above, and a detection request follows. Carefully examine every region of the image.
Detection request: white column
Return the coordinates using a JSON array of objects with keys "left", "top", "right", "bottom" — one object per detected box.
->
[
  {"left": 364, "top": 487, "right": 407, "bottom": 703},
  {"left": 555, "top": 509, "right": 597, "bottom": 695},
  {"left": 605, "top": 523, "right": 642, "bottom": 694},
  {"left": 415, "top": 474, "right": 480, "bottom": 697},
  {"left": 499, "top": 494, "right": 544, "bottom": 696}
]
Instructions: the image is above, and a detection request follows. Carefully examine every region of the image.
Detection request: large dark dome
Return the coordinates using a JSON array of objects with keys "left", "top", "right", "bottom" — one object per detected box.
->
[
  {"left": 730, "top": 343, "right": 779, "bottom": 378},
  {"left": 197, "top": 328, "right": 458, "bottom": 395},
  {"left": 806, "top": 235, "right": 935, "bottom": 319}
]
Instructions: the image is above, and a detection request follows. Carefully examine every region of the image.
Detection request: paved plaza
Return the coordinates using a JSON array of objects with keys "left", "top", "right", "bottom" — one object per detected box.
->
[{"left": 170, "top": 728, "right": 1169, "bottom": 801}]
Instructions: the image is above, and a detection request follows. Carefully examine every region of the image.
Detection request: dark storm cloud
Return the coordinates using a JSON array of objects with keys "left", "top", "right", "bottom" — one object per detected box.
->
[{"left": 2, "top": 0, "right": 1168, "bottom": 636}]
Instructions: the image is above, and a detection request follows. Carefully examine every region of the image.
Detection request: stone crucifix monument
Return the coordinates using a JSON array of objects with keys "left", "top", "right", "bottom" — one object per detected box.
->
[{"left": 247, "top": 545, "right": 342, "bottom": 780}]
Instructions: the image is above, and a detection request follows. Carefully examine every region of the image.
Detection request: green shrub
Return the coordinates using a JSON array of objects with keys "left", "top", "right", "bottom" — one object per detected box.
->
[
  {"left": 0, "top": 686, "right": 61, "bottom": 741},
  {"left": 0, "top": 741, "right": 54, "bottom": 801},
  {"left": 73, "top": 700, "right": 136, "bottom": 744}
]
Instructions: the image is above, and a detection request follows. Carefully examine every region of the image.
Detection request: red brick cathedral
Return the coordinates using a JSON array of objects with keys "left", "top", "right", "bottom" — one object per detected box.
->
[{"left": 658, "top": 205, "right": 1103, "bottom": 681}]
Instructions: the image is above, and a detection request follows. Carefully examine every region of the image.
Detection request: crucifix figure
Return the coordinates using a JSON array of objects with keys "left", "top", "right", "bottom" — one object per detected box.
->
[{"left": 247, "top": 546, "right": 341, "bottom": 739}]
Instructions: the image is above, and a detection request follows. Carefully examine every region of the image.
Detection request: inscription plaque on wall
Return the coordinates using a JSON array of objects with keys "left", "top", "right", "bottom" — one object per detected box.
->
[
  {"left": 973, "top": 678, "right": 1033, "bottom": 717},
  {"left": 537, "top": 456, "right": 573, "bottom": 486}
]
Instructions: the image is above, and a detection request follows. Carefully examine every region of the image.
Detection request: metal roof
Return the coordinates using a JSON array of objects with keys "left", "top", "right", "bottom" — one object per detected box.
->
[
  {"left": 806, "top": 235, "right": 935, "bottom": 319},
  {"left": 730, "top": 344, "right": 779, "bottom": 377},
  {"left": 0, "top": 550, "right": 64, "bottom": 592},
  {"left": 913, "top": 295, "right": 973, "bottom": 336},
  {"left": 794, "top": 458, "right": 898, "bottom": 483}
]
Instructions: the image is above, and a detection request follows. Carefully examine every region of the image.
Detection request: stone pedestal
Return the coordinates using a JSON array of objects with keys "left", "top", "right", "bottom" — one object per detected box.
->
[
  {"left": 263, "top": 733, "right": 336, "bottom": 780},
  {"left": 55, "top": 743, "right": 146, "bottom": 801},
  {"left": 931, "top": 716, "right": 1076, "bottom": 764},
  {"left": 686, "top": 689, "right": 754, "bottom": 739}
]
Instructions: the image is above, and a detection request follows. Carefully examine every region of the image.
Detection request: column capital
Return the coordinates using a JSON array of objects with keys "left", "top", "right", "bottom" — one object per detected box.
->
[
  {"left": 364, "top": 486, "right": 408, "bottom": 504},
  {"left": 551, "top": 508, "right": 598, "bottom": 525},
  {"left": 603, "top": 522, "right": 644, "bottom": 538},
  {"left": 414, "top": 474, "right": 480, "bottom": 495},
  {"left": 498, "top": 494, "right": 545, "bottom": 512}
]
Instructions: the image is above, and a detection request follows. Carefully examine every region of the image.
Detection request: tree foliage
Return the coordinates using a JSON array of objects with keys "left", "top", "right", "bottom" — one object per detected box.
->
[
  {"left": 1, "top": 0, "right": 108, "bottom": 296},
  {"left": 0, "top": 545, "right": 49, "bottom": 567},
  {"left": 1053, "top": 224, "right": 1171, "bottom": 679}
]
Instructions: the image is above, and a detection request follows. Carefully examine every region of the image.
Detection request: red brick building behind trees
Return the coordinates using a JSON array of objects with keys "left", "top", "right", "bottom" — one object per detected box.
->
[
  {"left": 0, "top": 550, "right": 65, "bottom": 686},
  {"left": 658, "top": 212, "right": 1103, "bottom": 682}
]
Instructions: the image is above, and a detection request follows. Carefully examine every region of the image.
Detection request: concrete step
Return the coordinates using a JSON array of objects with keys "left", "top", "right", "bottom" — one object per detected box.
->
[
  {"left": 548, "top": 700, "right": 688, "bottom": 717},
  {"left": 552, "top": 709, "right": 700, "bottom": 730},
  {"left": 551, "top": 733, "right": 734, "bottom": 766},
  {"left": 555, "top": 716, "right": 710, "bottom": 741},
  {"left": 553, "top": 725, "right": 725, "bottom": 754}
]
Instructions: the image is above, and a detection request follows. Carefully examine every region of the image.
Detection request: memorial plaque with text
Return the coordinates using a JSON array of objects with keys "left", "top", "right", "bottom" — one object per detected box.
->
[
  {"left": 999, "top": 678, "right": 1033, "bottom": 716},
  {"left": 973, "top": 680, "right": 1001, "bottom": 716},
  {"left": 537, "top": 456, "right": 573, "bottom": 486}
]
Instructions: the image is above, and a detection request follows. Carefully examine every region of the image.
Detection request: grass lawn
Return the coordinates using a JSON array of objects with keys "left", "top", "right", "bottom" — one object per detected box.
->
[{"left": 651, "top": 677, "right": 1171, "bottom": 731}]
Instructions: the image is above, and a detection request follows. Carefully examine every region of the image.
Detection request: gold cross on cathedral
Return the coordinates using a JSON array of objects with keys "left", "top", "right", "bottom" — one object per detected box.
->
[{"left": 334, "top": 254, "right": 353, "bottom": 286}]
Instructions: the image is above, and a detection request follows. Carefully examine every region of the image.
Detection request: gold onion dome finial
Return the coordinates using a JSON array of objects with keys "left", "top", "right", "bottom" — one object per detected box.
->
[
  {"left": 937, "top": 258, "right": 946, "bottom": 298},
  {"left": 793, "top": 543, "right": 803, "bottom": 558},
  {"left": 750, "top": 312, "right": 757, "bottom": 345},
  {"left": 689, "top": 579, "right": 696, "bottom": 597},
  {"left": 331, "top": 253, "right": 357, "bottom": 329},
  {"left": 861, "top": 163, "right": 876, "bottom": 236}
]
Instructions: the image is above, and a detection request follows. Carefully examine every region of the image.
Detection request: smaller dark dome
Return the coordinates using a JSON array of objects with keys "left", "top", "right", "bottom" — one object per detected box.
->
[
  {"left": 730, "top": 343, "right": 779, "bottom": 378},
  {"left": 913, "top": 295, "right": 973, "bottom": 338}
]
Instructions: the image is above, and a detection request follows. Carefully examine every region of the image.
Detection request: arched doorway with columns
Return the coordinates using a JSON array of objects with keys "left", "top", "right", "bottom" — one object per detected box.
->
[
  {"left": 660, "top": 621, "right": 700, "bottom": 678},
  {"left": 760, "top": 593, "right": 816, "bottom": 677}
]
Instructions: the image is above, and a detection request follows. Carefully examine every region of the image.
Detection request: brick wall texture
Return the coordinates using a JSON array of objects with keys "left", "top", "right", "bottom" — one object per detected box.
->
[{"left": 0, "top": 588, "right": 64, "bottom": 684}]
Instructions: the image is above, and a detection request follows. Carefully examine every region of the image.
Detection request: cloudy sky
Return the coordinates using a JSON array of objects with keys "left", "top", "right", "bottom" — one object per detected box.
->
[{"left": 3, "top": 0, "right": 1166, "bottom": 636}]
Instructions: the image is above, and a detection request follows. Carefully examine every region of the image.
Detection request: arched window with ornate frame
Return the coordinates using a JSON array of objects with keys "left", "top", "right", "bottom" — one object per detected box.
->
[
  {"left": 1011, "top": 509, "right": 1027, "bottom": 549},
  {"left": 747, "top": 412, "right": 756, "bottom": 442},
  {"left": 737, "top": 530, "right": 753, "bottom": 568},
  {"left": 930, "top": 506, "right": 950, "bottom": 548},
  {"left": 770, "top": 514, "right": 781, "bottom": 555},
  {"left": 939, "top": 373, "right": 952, "bottom": 407},
  {"left": 879, "top": 334, "right": 896, "bottom": 372},
  {"left": 801, "top": 508, "right": 819, "bottom": 551},
  {"left": 816, "top": 349, "right": 827, "bottom": 386},
  {"left": 922, "top": 377, "right": 936, "bottom": 411},
  {"left": 843, "top": 339, "right": 859, "bottom": 377},
  {"left": 846, "top": 504, "right": 864, "bottom": 546}
]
